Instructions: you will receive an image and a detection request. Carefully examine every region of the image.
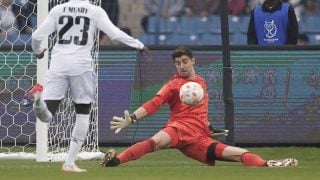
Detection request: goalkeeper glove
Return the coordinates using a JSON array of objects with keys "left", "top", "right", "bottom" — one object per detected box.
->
[{"left": 110, "top": 110, "right": 136, "bottom": 134}]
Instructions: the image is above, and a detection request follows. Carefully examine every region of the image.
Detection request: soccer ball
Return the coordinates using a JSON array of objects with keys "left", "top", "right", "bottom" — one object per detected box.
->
[{"left": 179, "top": 82, "right": 204, "bottom": 106}]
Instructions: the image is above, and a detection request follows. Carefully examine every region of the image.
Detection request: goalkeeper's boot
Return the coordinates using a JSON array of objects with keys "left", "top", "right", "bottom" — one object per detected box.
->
[
  {"left": 211, "top": 129, "right": 229, "bottom": 138},
  {"left": 21, "top": 84, "right": 43, "bottom": 106},
  {"left": 100, "top": 149, "right": 120, "bottom": 167},
  {"left": 266, "top": 158, "right": 298, "bottom": 167},
  {"left": 61, "top": 164, "right": 87, "bottom": 173}
]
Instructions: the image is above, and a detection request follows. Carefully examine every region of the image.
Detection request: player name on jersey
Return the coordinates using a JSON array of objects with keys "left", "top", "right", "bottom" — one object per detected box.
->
[{"left": 63, "top": 7, "right": 88, "bottom": 14}]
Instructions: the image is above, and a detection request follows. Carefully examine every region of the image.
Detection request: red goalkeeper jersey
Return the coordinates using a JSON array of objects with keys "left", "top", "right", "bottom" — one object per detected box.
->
[{"left": 142, "top": 73, "right": 210, "bottom": 136}]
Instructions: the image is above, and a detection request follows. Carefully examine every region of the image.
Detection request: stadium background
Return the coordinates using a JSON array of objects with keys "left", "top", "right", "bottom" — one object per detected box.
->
[
  {"left": 98, "top": 47, "right": 320, "bottom": 145},
  {"left": 0, "top": 0, "right": 319, "bottom": 148},
  {"left": 1, "top": 47, "right": 319, "bottom": 145}
]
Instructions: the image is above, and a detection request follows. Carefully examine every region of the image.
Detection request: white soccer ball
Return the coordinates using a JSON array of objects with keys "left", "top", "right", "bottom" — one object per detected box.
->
[{"left": 179, "top": 82, "right": 204, "bottom": 106}]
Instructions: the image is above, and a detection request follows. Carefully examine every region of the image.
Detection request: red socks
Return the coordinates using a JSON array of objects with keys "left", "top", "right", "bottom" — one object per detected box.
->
[
  {"left": 118, "top": 138, "right": 156, "bottom": 164},
  {"left": 116, "top": 139, "right": 266, "bottom": 167},
  {"left": 241, "top": 152, "right": 267, "bottom": 167}
]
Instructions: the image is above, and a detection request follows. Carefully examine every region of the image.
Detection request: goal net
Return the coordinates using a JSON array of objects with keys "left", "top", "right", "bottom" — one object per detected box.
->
[{"left": 0, "top": 0, "right": 103, "bottom": 161}]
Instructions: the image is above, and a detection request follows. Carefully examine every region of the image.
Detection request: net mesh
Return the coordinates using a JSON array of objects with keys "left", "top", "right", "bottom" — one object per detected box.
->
[{"left": 0, "top": 0, "right": 102, "bottom": 161}]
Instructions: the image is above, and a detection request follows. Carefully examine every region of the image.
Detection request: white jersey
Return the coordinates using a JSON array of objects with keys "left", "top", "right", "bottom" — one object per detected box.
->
[{"left": 32, "top": 0, "right": 144, "bottom": 75}]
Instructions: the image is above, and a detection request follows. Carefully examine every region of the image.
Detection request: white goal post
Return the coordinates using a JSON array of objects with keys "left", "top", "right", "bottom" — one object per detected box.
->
[
  {"left": 36, "top": 0, "right": 49, "bottom": 162},
  {"left": 0, "top": 0, "right": 103, "bottom": 162}
]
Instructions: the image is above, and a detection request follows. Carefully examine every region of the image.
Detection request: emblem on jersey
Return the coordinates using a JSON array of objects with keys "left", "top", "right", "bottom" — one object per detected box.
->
[{"left": 264, "top": 20, "right": 277, "bottom": 38}]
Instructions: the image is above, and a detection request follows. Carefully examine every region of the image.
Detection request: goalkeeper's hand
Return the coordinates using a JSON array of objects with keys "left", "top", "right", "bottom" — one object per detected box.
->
[{"left": 110, "top": 110, "right": 133, "bottom": 134}]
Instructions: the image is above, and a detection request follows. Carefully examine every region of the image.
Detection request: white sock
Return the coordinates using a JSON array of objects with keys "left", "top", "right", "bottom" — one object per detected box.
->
[
  {"left": 33, "top": 96, "right": 52, "bottom": 122},
  {"left": 64, "top": 114, "right": 90, "bottom": 166}
]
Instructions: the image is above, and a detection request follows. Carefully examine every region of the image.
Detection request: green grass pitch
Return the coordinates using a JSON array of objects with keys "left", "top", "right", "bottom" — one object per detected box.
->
[{"left": 1, "top": 147, "right": 319, "bottom": 180}]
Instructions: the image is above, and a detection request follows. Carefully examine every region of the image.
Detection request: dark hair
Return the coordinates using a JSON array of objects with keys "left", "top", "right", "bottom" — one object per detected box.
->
[
  {"left": 298, "top": 34, "right": 309, "bottom": 43},
  {"left": 171, "top": 46, "right": 193, "bottom": 61}
]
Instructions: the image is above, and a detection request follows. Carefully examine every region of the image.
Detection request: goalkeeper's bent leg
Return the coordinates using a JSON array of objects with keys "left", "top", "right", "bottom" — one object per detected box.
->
[
  {"left": 117, "top": 138, "right": 156, "bottom": 164},
  {"left": 208, "top": 143, "right": 266, "bottom": 167},
  {"left": 64, "top": 114, "right": 90, "bottom": 166}
]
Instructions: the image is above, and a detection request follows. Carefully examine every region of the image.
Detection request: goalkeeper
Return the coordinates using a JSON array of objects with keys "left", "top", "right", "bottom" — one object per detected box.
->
[
  {"left": 101, "top": 46, "right": 297, "bottom": 168},
  {"left": 27, "top": 0, "right": 149, "bottom": 173}
]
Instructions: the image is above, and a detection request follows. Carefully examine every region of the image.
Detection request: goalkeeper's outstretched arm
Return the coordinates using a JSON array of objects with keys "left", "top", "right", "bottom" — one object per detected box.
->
[
  {"left": 131, "top": 107, "right": 148, "bottom": 121},
  {"left": 110, "top": 107, "right": 148, "bottom": 134},
  {"left": 110, "top": 95, "right": 165, "bottom": 134},
  {"left": 132, "top": 94, "right": 165, "bottom": 121}
]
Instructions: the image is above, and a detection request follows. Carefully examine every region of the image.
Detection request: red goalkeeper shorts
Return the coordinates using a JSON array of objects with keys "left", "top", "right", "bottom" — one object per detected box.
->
[{"left": 162, "top": 126, "right": 227, "bottom": 165}]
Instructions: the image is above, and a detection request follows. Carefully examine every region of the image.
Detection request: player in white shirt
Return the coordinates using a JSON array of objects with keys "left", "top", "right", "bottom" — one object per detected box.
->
[{"left": 28, "top": 0, "right": 150, "bottom": 173}]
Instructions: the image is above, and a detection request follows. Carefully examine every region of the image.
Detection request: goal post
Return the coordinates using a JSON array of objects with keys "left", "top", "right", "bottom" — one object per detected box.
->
[{"left": 36, "top": 0, "right": 49, "bottom": 162}]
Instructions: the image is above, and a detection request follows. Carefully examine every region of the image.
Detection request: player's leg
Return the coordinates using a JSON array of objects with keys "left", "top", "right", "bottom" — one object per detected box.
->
[
  {"left": 30, "top": 84, "right": 52, "bottom": 122},
  {"left": 219, "top": 145, "right": 267, "bottom": 166},
  {"left": 179, "top": 136, "right": 266, "bottom": 167},
  {"left": 31, "top": 72, "right": 68, "bottom": 122},
  {"left": 101, "top": 139, "right": 158, "bottom": 167},
  {"left": 206, "top": 142, "right": 266, "bottom": 167},
  {"left": 62, "top": 71, "right": 95, "bottom": 173},
  {"left": 35, "top": 99, "right": 60, "bottom": 122},
  {"left": 211, "top": 143, "right": 298, "bottom": 167},
  {"left": 62, "top": 103, "right": 91, "bottom": 173},
  {"left": 101, "top": 127, "right": 175, "bottom": 167},
  {"left": 118, "top": 130, "right": 172, "bottom": 163},
  {"left": 178, "top": 136, "right": 218, "bottom": 165}
]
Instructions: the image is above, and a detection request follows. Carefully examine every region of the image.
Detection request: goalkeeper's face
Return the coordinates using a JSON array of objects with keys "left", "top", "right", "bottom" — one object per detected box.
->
[{"left": 174, "top": 55, "right": 195, "bottom": 78}]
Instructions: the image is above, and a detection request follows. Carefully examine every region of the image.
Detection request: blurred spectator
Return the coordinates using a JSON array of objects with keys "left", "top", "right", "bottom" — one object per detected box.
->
[
  {"left": 100, "top": 1, "right": 134, "bottom": 45},
  {"left": 120, "top": 27, "right": 132, "bottom": 36},
  {"left": 247, "top": 0, "right": 298, "bottom": 45},
  {"left": 117, "top": 0, "right": 146, "bottom": 38},
  {"left": 100, "top": 26, "right": 132, "bottom": 45},
  {"left": 184, "top": 0, "right": 219, "bottom": 17},
  {"left": 228, "top": 0, "right": 246, "bottom": 16},
  {"left": 100, "top": 0, "right": 121, "bottom": 45},
  {"left": 297, "top": 33, "right": 309, "bottom": 45},
  {"left": 144, "top": 0, "right": 185, "bottom": 18},
  {"left": 0, "top": 0, "right": 19, "bottom": 39},
  {"left": 101, "top": 0, "right": 119, "bottom": 25},
  {"left": 141, "top": 0, "right": 185, "bottom": 32},
  {"left": 247, "top": 0, "right": 265, "bottom": 13},
  {"left": 303, "top": 0, "right": 320, "bottom": 16},
  {"left": 283, "top": 0, "right": 304, "bottom": 21}
]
